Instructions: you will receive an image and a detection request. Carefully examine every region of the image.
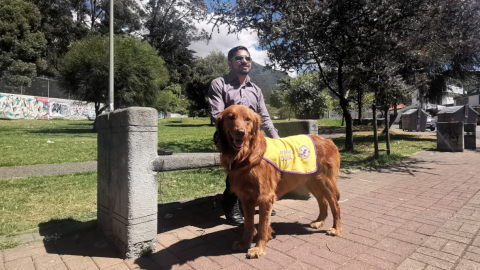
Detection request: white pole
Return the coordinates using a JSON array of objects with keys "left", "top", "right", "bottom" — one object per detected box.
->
[{"left": 109, "top": 0, "right": 114, "bottom": 112}]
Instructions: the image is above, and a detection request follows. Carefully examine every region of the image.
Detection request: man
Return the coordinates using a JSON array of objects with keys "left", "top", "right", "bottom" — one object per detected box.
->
[{"left": 208, "top": 46, "right": 279, "bottom": 226}]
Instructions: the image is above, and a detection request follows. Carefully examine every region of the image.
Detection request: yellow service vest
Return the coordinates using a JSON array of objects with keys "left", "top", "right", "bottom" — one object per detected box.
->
[{"left": 263, "top": 135, "right": 317, "bottom": 174}]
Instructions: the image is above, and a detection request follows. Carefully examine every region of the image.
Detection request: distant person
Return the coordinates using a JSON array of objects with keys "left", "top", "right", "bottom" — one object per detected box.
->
[{"left": 208, "top": 46, "right": 279, "bottom": 226}]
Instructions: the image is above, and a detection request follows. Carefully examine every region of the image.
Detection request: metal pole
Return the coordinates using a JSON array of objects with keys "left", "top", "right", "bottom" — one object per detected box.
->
[{"left": 109, "top": 0, "right": 114, "bottom": 112}]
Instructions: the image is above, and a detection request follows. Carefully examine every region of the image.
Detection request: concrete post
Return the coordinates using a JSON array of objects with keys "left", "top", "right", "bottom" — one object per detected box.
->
[
  {"left": 97, "top": 107, "right": 158, "bottom": 259},
  {"left": 273, "top": 120, "right": 318, "bottom": 200}
]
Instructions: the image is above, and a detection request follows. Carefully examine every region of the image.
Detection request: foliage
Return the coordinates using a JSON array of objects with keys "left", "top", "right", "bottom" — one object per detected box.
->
[
  {"left": 0, "top": 0, "right": 47, "bottom": 86},
  {"left": 280, "top": 74, "right": 332, "bottom": 119},
  {"left": 184, "top": 51, "right": 229, "bottom": 117},
  {"left": 141, "top": 0, "right": 210, "bottom": 86},
  {"left": 29, "top": 0, "right": 89, "bottom": 77},
  {"left": 59, "top": 35, "right": 169, "bottom": 116},
  {"left": 210, "top": 0, "right": 480, "bottom": 151},
  {"left": 155, "top": 90, "right": 179, "bottom": 117}
]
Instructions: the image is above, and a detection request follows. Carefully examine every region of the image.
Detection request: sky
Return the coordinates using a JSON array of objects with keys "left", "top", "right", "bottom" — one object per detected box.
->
[{"left": 188, "top": 20, "right": 269, "bottom": 65}]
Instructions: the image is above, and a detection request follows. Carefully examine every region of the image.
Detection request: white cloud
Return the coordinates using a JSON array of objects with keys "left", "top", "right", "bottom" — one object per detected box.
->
[
  {"left": 189, "top": 19, "right": 269, "bottom": 65},
  {"left": 189, "top": 17, "right": 297, "bottom": 78}
]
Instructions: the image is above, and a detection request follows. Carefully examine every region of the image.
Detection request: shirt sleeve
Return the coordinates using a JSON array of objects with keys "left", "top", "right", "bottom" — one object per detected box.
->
[
  {"left": 256, "top": 89, "right": 279, "bottom": 138},
  {"left": 207, "top": 78, "right": 225, "bottom": 124}
]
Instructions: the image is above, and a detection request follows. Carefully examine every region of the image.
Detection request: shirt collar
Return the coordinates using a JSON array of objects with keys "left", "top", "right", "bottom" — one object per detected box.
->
[{"left": 225, "top": 71, "right": 251, "bottom": 85}]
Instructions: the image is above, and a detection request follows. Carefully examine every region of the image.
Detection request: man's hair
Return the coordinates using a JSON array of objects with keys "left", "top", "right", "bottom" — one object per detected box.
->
[{"left": 228, "top": 46, "right": 250, "bottom": 61}]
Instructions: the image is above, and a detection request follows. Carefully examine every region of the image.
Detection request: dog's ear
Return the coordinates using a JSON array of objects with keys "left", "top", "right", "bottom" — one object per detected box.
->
[
  {"left": 215, "top": 111, "right": 224, "bottom": 130},
  {"left": 252, "top": 112, "right": 262, "bottom": 134}
]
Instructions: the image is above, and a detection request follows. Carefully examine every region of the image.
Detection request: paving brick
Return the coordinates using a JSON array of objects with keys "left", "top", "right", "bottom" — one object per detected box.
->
[
  {"left": 454, "top": 259, "right": 480, "bottom": 270},
  {"left": 467, "top": 245, "right": 480, "bottom": 255},
  {"left": 396, "top": 258, "right": 425, "bottom": 270},
  {"left": 342, "top": 232, "right": 378, "bottom": 246},
  {"left": 464, "top": 252, "right": 480, "bottom": 264},
  {"left": 263, "top": 248, "right": 296, "bottom": 267},
  {"left": 374, "top": 238, "right": 417, "bottom": 257},
  {"left": 184, "top": 256, "right": 221, "bottom": 270},
  {"left": 441, "top": 240, "right": 468, "bottom": 257},
  {"left": 416, "top": 224, "right": 439, "bottom": 235},
  {"left": 416, "top": 246, "right": 459, "bottom": 263},
  {"left": 355, "top": 253, "right": 397, "bottom": 270},
  {"left": 409, "top": 252, "right": 454, "bottom": 270},
  {"left": 269, "top": 237, "right": 305, "bottom": 252},
  {"left": 124, "top": 256, "right": 163, "bottom": 270},
  {"left": 64, "top": 256, "right": 99, "bottom": 270},
  {"left": 363, "top": 247, "right": 405, "bottom": 264},
  {"left": 421, "top": 236, "right": 448, "bottom": 250},
  {"left": 433, "top": 231, "right": 471, "bottom": 244},
  {"left": 389, "top": 228, "right": 429, "bottom": 245},
  {"left": 101, "top": 263, "right": 130, "bottom": 270},
  {"left": 336, "top": 241, "right": 369, "bottom": 258},
  {"left": 310, "top": 248, "right": 349, "bottom": 265},
  {"left": 283, "top": 260, "right": 318, "bottom": 270},
  {"left": 4, "top": 257, "right": 35, "bottom": 270},
  {"left": 337, "top": 259, "right": 381, "bottom": 270},
  {"left": 150, "top": 247, "right": 185, "bottom": 269},
  {"left": 91, "top": 254, "right": 124, "bottom": 269},
  {"left": 4, "top": 246, "right": 48, "bottom": 262},
  {"left": 32, "top": 253, "right": 64, "bottom": 270}
]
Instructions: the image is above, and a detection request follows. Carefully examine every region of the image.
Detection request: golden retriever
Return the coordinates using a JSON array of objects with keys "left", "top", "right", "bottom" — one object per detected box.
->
[{"left": 215, "top": 105, "right": 342, "bottom": 259}]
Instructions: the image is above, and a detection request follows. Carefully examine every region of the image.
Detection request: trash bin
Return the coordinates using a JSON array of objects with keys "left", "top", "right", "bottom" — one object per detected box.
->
[
  {"left": 437, "top": 105, "right": 479, "bottom": 124},
  {"left": 401, "top": 109, "right": 427, "bottom": 131}
]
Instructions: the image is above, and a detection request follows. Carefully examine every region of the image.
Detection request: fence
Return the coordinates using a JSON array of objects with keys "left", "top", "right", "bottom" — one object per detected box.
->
[{"left": 96, "top": 107, "right": 318, "bottom": 259}]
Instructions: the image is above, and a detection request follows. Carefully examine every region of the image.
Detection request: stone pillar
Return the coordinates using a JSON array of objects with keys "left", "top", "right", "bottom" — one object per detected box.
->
[
  {"left": 437, "top": 121, "right": 464, "bottom": 152},
  {"left": 97, "top": 107, "right": 158, "bottom": 259},
  {"left": 464, "top": 123, "right": 476, "bottom": 150},
  {"left": 273, "top": 120, "right": 318, "bottom": 200}
]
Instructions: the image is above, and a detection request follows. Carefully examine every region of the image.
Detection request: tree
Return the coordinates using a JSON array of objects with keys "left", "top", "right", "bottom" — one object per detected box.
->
[
  {"left": 155, "top": 90, "right": 179, "bottom": 118},
  {"left": 282, "top": 73, "right": 332, "bottom": 119},
  {"left": 184, "top": 51, "right": 229, "bottom": 121},
  {"left": 142, "top": 0, "right": 210, "bottom": 86},
  {"left": 211, "top": 0, "right": 480, "bottom": 151},
  {"left": 59, "top": 35, "right": 169, "bottom": 118},
  {"left": 30, "top": 0, "right": 89, "bottom": 77},
  {"left": 0, "top": 0, "right": 47, "bottom": 86}
]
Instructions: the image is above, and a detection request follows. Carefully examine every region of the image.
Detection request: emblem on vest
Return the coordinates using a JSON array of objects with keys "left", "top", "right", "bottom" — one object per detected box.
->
[
  {"left": 298, "top": 145, "right": 311, "bottom": 159},
  {"left": 280, "top": 150, "right": 293, "bottom": 161}
]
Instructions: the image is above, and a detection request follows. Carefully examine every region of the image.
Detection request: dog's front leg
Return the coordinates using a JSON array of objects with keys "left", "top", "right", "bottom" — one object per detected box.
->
[
  {"left": 232, "top": 199, "right": 256, "bottom": 251},
  {"left": 247, "top": 197, "right": 274, "bottom": 259}
]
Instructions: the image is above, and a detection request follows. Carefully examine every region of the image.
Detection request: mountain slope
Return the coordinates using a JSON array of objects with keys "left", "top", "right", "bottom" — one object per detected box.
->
[{"left": 248, "top": 61, "right": 290, "bottom": 92}]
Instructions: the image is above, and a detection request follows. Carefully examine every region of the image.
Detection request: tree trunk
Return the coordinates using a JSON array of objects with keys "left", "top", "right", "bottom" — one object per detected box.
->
[
  {"left": 357, "top": 88, "right": 363, "bottom": 125},
  {"left": 382, "top": 102, "right": 397, "bottom": 134},
  {"left": 337, "top": 59, "right": 354, "bottom": 151},
  {"left": 341, "top": 115, "right": 345, "bottom": 126}
]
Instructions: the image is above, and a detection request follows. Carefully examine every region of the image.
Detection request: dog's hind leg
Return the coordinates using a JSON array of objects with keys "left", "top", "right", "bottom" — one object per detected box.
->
[
  {"left": 232, "top": 199, "right": 256, "bottom": 251},
  {"left": 319, "top": 179, "right": 342, "bottom": 236},
  {"left": 305, "top": 181, "right": 328, "bottom": 229}
]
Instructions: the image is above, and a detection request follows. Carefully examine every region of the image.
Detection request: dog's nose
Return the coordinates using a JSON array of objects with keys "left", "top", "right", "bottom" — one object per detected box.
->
[{"left": 235, "top": 129, "right": 245, "bottom": 137}]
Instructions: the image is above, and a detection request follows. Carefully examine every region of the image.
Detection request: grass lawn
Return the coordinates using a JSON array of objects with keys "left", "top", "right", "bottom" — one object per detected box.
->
[{"left": 0, "top": 119, "right": 97, "bottom": 167}]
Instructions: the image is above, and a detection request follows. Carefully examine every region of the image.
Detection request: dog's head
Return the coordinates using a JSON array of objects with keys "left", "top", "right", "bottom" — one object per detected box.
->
[{"left": 215, "top": 105, "right": 262, "bottom": 156}]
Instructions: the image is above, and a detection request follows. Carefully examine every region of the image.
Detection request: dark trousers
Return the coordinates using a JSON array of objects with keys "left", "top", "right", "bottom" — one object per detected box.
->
[{"left": 222, "top": 176, "right": 239, "bottom": 207}]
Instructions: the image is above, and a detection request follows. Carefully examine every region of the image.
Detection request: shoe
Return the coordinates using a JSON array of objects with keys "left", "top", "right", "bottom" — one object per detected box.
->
[
  {"left": 271, "top": 209, "right": 276, "bottom": 216},
  {"left": 222, "top": 199, "right": 244, "bottom": 226}
]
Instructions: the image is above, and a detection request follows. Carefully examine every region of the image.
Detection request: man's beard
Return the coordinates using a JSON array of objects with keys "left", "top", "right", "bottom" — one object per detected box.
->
[{"left": 237, "top": 65, "right": 250, "bottom": 75}]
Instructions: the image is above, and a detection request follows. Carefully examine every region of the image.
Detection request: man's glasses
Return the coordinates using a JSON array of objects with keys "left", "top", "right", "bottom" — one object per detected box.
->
[{"left": 231, "top": 56, "right": 252, "bottom": 62}]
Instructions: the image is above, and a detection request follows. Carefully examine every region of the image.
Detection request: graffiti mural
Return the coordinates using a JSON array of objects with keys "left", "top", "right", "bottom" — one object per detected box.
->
[
  {"left": 0, "top": 93, "right": 97, "bottom": 120},
  {"left": 0, "top": 94, "right": 49, "bottom": 119}
]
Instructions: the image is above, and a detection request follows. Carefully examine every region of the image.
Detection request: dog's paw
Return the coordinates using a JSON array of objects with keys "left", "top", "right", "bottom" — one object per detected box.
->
[
  {"left": 232, "top": 240, "right": 251, "bottom": 251},
  {"left": 310, "top": 221, "right": 324, "bottom": 229},
  {"left": 326, "top": 227, "right": 342, "bottom": 236},
  {"left": 247, "top": 247, "right": 265, "bottom": 259}
]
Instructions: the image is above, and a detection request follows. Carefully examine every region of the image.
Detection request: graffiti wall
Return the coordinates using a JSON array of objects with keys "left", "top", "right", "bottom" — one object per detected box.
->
[{"left": 0, "top": 93, "right": 96, "bottom": 120}]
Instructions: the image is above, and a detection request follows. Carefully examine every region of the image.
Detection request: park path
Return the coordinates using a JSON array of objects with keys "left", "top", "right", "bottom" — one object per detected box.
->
[{"left": 1, "top": 148, "right": 480, "bottom": 270}]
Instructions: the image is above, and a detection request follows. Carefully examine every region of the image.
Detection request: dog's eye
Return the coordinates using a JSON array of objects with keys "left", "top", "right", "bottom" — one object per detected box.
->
[
  {"left": 228, "top": 115, "right": 235, "bottom": 120},
  {"left": 246, "top": 118, "right": 251, "bottom": 122}
]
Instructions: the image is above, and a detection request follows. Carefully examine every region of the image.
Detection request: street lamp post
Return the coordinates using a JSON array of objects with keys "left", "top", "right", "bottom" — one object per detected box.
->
[{"left": 109, "top": 0, "right": 114, "bottom": 112}]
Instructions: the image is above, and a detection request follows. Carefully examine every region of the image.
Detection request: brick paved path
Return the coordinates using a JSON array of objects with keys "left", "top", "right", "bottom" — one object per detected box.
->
[{"left": 2, "top": 149, "right": 480, "bottom": 270}]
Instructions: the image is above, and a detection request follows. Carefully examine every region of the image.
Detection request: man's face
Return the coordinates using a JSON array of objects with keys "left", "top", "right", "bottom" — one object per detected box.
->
[{"left": 228, "top": 49, "right": 252, "bottom": 75}]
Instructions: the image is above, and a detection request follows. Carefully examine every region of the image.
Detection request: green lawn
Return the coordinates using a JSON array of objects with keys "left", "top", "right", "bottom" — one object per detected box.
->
[{"left": 0, "top": 117, "right": 437, "bottom": 248}]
